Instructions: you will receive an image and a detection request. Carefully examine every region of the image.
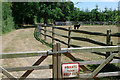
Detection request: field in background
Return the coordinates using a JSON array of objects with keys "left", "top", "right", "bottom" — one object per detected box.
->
[
  {"left": 40, "top": 25, "right": 119, "bottom": 60},
  {"left": 43, "top": 25, "right": 118, "bottom": 47}
]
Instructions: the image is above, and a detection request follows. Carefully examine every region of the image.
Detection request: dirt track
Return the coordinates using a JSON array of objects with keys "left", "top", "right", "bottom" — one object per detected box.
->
[{"left": 2, "top": 28, "right": 52, "bottom": 78}]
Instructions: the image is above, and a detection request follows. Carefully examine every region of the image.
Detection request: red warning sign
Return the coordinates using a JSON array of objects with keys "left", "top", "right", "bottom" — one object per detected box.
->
[{"left": 61, "top": 63, "right": 79, "bottom": 78}]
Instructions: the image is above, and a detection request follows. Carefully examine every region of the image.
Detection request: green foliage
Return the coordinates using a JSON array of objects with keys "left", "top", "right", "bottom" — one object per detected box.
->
[
  {"left": 2, "top": 2, "right": 118, "bottom": 34},
  {"left": 11, "top": 2, "right": 119, "bottom": 26},
  {"left": 11, "top": 2, "right": 74, "bottom": 25},
  {"left": 71, "top": 4, "right": 118, "bottom": 23},
  {"left": 11, "top": 2, "right": 38, "bottom": 25},
  {"left": 0, "top": 2, "right": 2, "bottom": 36},
  {"left": 2, "top": 2, "right": 15, "bottom": 34}
]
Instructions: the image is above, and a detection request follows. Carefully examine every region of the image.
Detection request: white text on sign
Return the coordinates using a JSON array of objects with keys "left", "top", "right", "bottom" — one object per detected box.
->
[{"left": 61, "top": 63, "right": 79, "bottom": 78}]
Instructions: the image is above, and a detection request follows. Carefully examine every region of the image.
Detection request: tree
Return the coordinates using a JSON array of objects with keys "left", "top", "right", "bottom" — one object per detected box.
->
[
  {"left": 38, "top": 2, "right": 74, "bottom": 24},
  {"left": 11, "top": 2, "right": 74, "bottom": 25},
  {"left": 71, "top": 7, "right": 80, "bottom": 21},
  {"left": 38, "top": 2, "right": 60, "bottom": 24},
  {"left": 90, "top": 5, "right": 100, "bottom": 21},
  {"left": 10, "top": 2, "right": 118, "bottom": 27},
  {"left": 2, "top": 2, "right": 15, "bottom": 34},
  {"left": 12, "top": 2, "right": 38, "bottom": 25}
]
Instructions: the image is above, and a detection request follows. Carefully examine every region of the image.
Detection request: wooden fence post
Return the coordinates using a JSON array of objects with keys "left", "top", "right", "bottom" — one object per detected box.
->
[
  {"left": 52, "top": 24, "right": 55, "bottom": 48},
  {"left": 68, "top": 25, "right": 72, "bottom": 48},
  {"left": 106, "top": 29, "right": 111, "bottom": 58},
  {"left": 37, "top": 25, "right": 41, "bottom": 38},
  {"left": 44, "top": 26, "right": 47, "bottom": 41},
  {"left": 52, "top": 43, "right": 61, "bottom": 79}
]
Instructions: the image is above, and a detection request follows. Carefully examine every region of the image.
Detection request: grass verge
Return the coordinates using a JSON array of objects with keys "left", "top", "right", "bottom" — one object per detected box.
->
[{"left": 34, "top": 27, "right": 52, "bottom": 48}]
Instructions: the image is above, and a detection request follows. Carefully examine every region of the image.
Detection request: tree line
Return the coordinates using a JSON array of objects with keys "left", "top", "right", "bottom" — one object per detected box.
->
[{"left": 2, "top": 2, "right": 119, "bottom": 34}]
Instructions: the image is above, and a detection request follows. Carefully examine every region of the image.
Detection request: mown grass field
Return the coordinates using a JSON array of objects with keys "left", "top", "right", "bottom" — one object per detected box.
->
[{"left": 40, "top": 25, "right": 119, "bottom": 60}]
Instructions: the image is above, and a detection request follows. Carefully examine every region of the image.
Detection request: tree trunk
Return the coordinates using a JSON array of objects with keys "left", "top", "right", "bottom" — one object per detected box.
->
[
  {"left": 22, "top": 17, "right": 25, "bottom": 25},
  {"left": 44, "top": 13, "right": 48, "bottom": 25}
]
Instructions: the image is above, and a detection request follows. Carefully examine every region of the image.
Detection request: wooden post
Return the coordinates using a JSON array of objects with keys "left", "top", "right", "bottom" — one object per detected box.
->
[
  {"left": 106, "top": 29, "right": 111, "bottom": 58},
  {"left": 52, "top": 43, "right": 61, "bottom": 79},
  {"left": 38, "top": 25, "right": 41, "bottom": 38},
  {"left": 68, "top": 25, "right": 72, "bottom": 48},
  {"left": 44, "top": 26, "right": 46, "bottom": 41},
  {"left": 52, "top": 25, "right": 55, "bottom": 48},
  {"left": 57, "top": 43, "right": 61, "bottom": 78}
]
